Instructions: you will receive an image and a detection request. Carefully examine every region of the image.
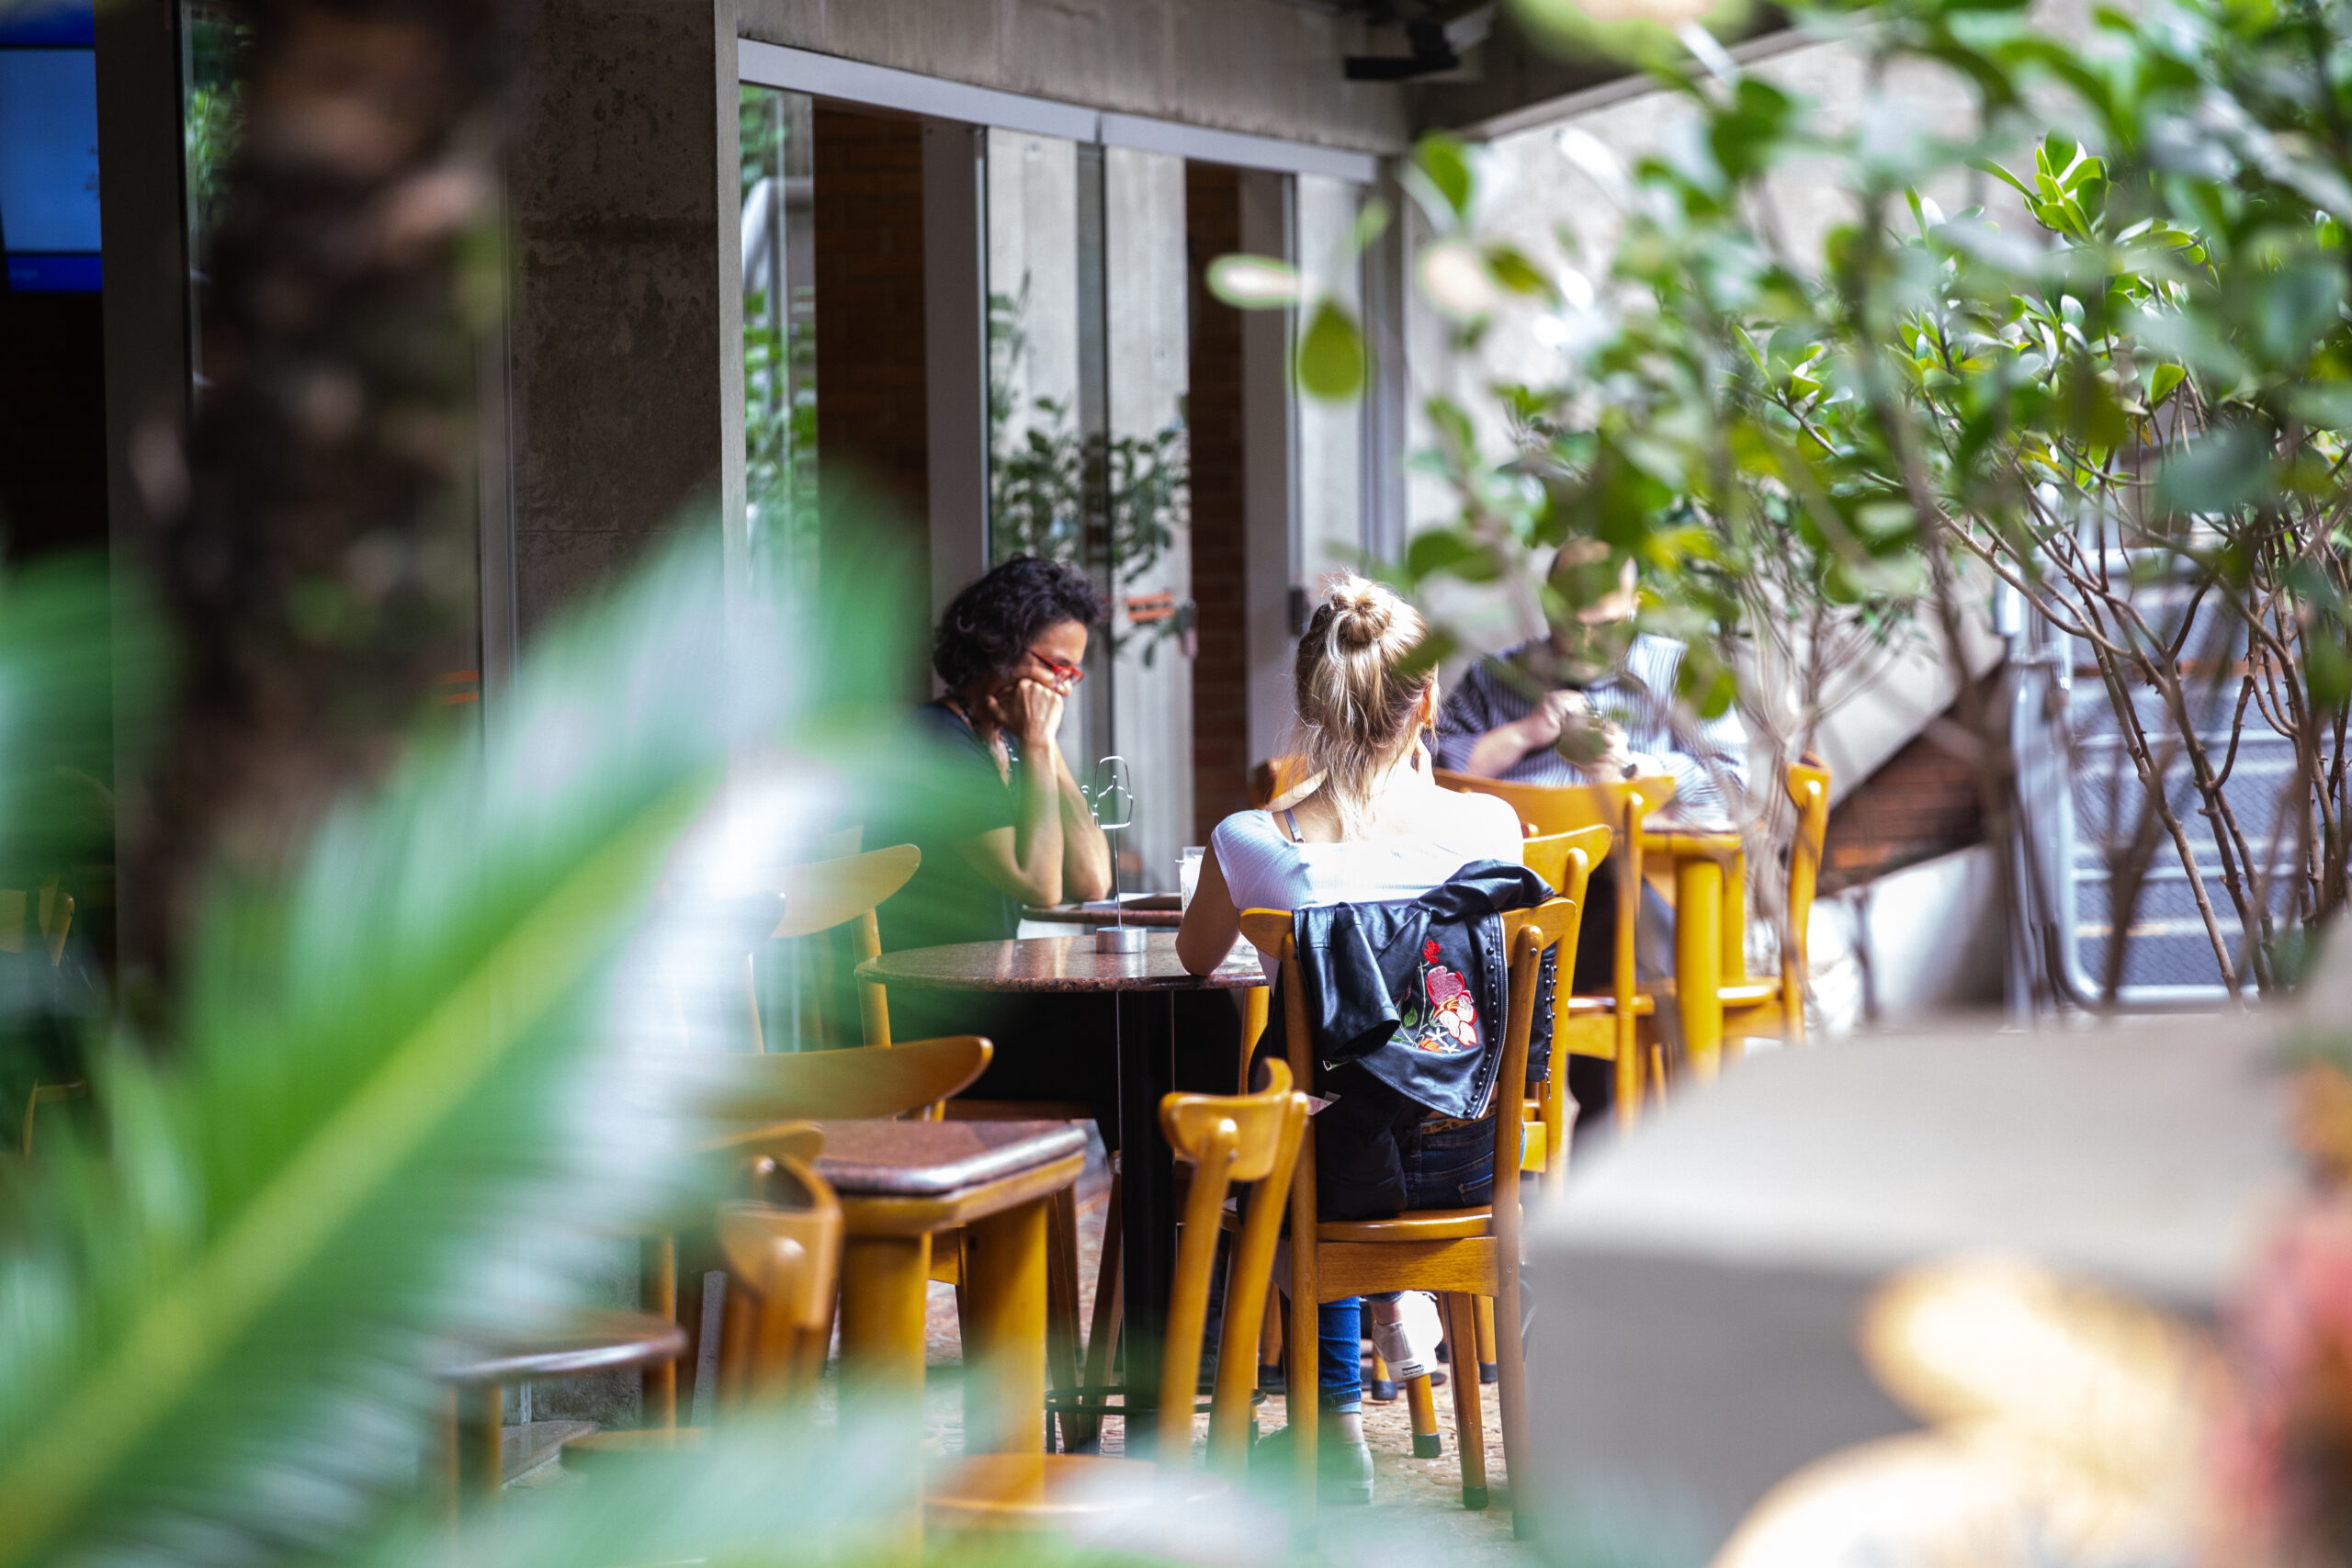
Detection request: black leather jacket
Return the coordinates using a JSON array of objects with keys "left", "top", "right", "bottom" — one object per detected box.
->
[{"left": 1255, "top": 859, "right": 1557, "bottom": 1220}]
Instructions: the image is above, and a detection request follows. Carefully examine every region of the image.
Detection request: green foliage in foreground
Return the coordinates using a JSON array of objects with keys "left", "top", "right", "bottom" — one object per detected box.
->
[
  {"left": 0, "top": 531, "right": 954, "bottom": 1568},
  {"left": 0, "top": 527, "right": 1519, "bottom": 1568}
]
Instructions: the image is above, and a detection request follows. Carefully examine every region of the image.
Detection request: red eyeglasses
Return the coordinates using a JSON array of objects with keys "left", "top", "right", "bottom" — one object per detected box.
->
[{"left": 1029, "top": 649, "right": 1087, "bottom": 686}]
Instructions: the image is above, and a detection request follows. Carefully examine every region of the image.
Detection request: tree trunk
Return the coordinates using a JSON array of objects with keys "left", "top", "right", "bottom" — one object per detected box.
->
[{"left": 125, "top": 0, "right": 510, "bottom": 1003}]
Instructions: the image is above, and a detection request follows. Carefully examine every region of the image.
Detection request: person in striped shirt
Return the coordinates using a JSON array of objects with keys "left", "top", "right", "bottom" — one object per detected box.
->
[
  {"left": 1430, "top": 544, "right": 1749, "bottom": 827},
  {"left": 1431, "top": 543, "right": 1750, "bottom": 1131}
]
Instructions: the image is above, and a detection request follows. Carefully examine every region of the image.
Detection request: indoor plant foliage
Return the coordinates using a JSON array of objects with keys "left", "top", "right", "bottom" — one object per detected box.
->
[
  {"left": 987, "top": 283, "right": 1194, "bottom": 663},
  {"left": 1243, "top": 0, "right": 2352, "bottom": 1001}
]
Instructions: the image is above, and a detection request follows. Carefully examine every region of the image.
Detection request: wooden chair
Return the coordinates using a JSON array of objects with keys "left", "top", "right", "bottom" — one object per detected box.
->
[
  {"left": 1251, "top": 828, "right": 1608, "bottom": 1444},
  {"left": 670, "top": 1032, "right": 991, "bottom": 1125},
  {"left": 1634, "top": 760, "right": 1830, "bottom": 1062},
  {"left": 1514, "top": 826, "right": 1611, "bottom": 1195},
  {"left": 1437, "top": 771, "right": 1672, "bottom": 1126},
  {"left": 923, "top": 1061, "right": 1308, "bottom": 1532},
  {"left": 1241, "top": 895, "right": 1580, "bottom": 1526},
  {"left": 757, "top": 849, "right": 1081, "bottom": 1363},
  {"left": 761, "top": 845, "right": 922, "bottom": 1050},
  {"left": 766, "top": 846, "right": 1096, "bottom": 1445},
  {"left": 656, "top": 1034, "right": 988, "bottom": 1413},
  {"left": 568, "top": 1157, "right": 844, "bottom": 1468},
  {"left": 6, "top": 882, "right": 78, "bottom": 1156}
]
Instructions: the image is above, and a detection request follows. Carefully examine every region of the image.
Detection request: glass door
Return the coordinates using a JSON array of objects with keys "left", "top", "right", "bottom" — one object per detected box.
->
[{"left": 984, "top": 132, "right": 1194, "bottom": 892}]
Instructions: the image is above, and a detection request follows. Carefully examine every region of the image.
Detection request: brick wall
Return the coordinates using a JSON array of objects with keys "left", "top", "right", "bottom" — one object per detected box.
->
[
  {"left": 1187, "top": 164, "right": 1252, "bottom": 842},
  {"left": 812, "top": 106, "right": 932, "bottom": 697},
  {"left": 1819, "top": 688, "right": 1996, "bottom": 891}
]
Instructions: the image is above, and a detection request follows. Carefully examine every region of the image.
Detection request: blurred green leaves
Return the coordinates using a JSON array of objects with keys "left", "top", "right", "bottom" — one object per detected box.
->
[
  {"left": 0, "top": 520, "right": 924, "bottom": 1566},
  {"left": 1298, "top": 300, "right": 1370, "bottom": 400}
]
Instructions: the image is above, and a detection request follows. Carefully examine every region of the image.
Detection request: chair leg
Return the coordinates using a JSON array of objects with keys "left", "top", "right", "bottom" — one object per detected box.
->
[
  {"left": 1045, "top": 1186, "right": 1082, "bottom": 1451},
  {"left": 1442, "top": 1293, "right": 1488, "bottom": 1509},
  {"left": 1073, "top": 1173, "right": 1123, "bottom": 1452},
  {"left": 1405, "top": 1373, "right": 1442, "bottom": 1458},
  {"left": 1258, "top": 1285, "right": 1284, "bottom": 1392},
  {"left": 1495, "top": 1264, "right": 1535, "bottom": 1542},
  {"left": 1287, "top": 1285, "right": 1318, "bottom": 1509},
  {"left": 472, "top": 1382, "right": 504, "bottom": 1504},
  {"left": 1474, "top": 1296, "right": 1498, "bottom": 1385},
  {"left": 439, "top": 1387, "right": 464, "bottom": 1529},
  {"left": 1368, "top": 1348, "right": 1396, "bottom": 1404},
  {"left": 642, "top": 1234, "right": 678, "bottom": 1430}
]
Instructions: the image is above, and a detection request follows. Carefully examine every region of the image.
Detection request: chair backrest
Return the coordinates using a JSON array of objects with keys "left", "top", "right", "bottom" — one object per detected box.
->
[
  {"left": 1439, "top": 772, "right": 1661, "bottom": 1111},
  {"left": 1432, "top": 770, "right": 1678, "bottom": 838},
  {"left": 765, "top": 844, "right": 922, "bottom": 1049},
  {"left": 712, "top": 1157, "right": 842, "bottom": 1410},
  {"left": 1156, "top": 1060, "right": 1308, "bottom": 1472},
  {"left": 1519, "top": 827, "right": 1609, "bottom": 1188},
  {"left": 1780, "top": 761, "right": 1831, "bottom": 1025},
  {"left": 672, "top": 1034, "right": 991, "bottom": 1126},
  {"left": 1521, "top": 825, "right": 1610, "bottom": 908},
  {"left": 701, "top": 1117, "right": 826, "bottom": 1177}
]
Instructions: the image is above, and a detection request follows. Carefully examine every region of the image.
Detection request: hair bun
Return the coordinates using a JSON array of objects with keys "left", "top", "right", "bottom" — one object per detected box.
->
[{"left": 1326, "top": 581, "right": 1396, "bottom": 649}]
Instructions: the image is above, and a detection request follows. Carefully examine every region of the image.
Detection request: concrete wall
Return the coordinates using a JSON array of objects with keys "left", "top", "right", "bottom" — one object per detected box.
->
[
  {"left": 1805, "top": 845, "right": 2005, "bottom": 1036},
  {"left": 505, "top": 0, "right": 733, "bottom": 640},
  {"left": 739, "top": 0, "right": 1410, "bottom": 155}
]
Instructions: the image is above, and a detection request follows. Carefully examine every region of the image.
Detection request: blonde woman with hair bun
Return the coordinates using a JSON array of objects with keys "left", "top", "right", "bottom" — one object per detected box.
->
[{"left": 1175, "top": 573, "right": 1523, "bottom": 1504}]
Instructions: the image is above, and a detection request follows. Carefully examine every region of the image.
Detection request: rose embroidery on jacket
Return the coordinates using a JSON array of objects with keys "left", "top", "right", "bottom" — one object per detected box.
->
[{"left": 1397, "top": 937, "right": 1479, "bottom": 1053}]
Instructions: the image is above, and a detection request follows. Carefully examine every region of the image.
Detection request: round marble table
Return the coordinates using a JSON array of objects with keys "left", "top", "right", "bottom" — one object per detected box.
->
[{"left": 857, "top": 931, "right": 1264, "bottom": 1450}]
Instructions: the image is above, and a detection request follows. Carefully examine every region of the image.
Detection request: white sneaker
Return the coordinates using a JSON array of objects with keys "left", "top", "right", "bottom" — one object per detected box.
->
[{"left": 1369, "top": 1292, "right": 1445, "bottom": 1382}]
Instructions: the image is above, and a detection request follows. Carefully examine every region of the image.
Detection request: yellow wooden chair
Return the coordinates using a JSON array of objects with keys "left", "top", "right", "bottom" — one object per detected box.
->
[
  {"left": 659, "top": 1034, "right": 989, "bottom": 1409},
  {"left": 1437, "top": 771, "right": 1672, "bottom": 1126},
  {"left": 670, "top": 1032, "right": 992, "bottom": 1130},
  {"left": 568, "top": 1155, "right": 844, "bottom": 1468},
  {"left": 1633, "top": 760, "right": 1831, "bottom": 1062},
  {"left": 923, "top": 1061, "right": 1308, "bottom": 1532},
  {"left": 1514, "top": 826, "right": 1610, "bottom": 1194},
  {"left": 6, "top": 881, "right": 78, "bottom": 1156},
  {"left": 763, "top": 845, "right": 922, "bottom": 1050},
  {"left": 762, "top": 846, "right": 1082, "bottom": 1393},
  {"left": 1242, "top": 894, "right": 1579, "bottom": 1525}
]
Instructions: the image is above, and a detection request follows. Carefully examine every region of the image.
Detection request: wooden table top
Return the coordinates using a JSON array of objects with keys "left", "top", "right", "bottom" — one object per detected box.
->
[
  {"left": 1022, "top": 895, "right": 1184, "bottom": 929},
  {"left": 813, "top": 1117, "right": 1088, "bottom": 1197},
  {"left": 857, "top": 930, "right": 1264, "bottom": 994}
]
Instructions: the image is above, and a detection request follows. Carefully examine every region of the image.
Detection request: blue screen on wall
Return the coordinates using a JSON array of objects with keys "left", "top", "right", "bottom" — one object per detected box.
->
[{"left": 0, "top": 0, "right": 101, "bottom": 293}]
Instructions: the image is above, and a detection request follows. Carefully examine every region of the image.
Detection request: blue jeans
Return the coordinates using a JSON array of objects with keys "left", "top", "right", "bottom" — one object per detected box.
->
[{"left": 1317, "top": 1115, "right": 1495, "bottom": 1415}]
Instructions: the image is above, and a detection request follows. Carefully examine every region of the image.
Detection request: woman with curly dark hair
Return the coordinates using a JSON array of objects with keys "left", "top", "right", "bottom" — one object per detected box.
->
[
  {"left": 876, "top": 555, "right": 1114, "bottom": 954},
  {"left": 872, "top": 554, "right": 1233, "bottom": 1141}
]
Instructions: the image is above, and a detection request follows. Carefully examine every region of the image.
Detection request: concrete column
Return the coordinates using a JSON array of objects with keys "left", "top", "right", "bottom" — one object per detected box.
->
[
  {"left": 96, "top": 0, "right": 191, "bottom": 965},
  {"left": 505, "top": 0, "right": 733, "bottom": 640},
  {"left": 1238, "top": 168, "right": 1295, "bottom": 770}
]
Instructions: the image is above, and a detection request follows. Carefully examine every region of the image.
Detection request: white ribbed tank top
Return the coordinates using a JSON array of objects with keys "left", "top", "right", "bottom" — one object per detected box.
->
[{"left": 1209, "top": 793, "right": 1525, "bottom": 982}]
